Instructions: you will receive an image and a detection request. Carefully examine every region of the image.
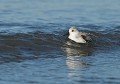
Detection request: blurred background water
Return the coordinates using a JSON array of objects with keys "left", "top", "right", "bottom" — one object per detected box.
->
[{"left": 0, "top": 0, "right": 120, "bottom": 84}]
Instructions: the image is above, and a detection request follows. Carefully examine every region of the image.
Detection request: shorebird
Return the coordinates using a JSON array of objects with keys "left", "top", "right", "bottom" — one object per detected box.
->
[{"left": 68, "top": 26, "right": 91, "bottom": 43}]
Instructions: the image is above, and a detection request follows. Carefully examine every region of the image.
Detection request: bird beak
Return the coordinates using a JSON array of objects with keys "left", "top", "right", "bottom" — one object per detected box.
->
[{"left": 63, "top": 32, "right": 69, "bottom": 36}]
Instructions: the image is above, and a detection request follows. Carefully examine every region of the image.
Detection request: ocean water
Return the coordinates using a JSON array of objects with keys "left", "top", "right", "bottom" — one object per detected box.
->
[{"left": 0, "top": 0, "right": 120, "bottom": 84}]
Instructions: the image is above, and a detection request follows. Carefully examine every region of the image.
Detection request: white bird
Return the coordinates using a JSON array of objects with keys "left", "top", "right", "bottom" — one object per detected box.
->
[{"left": 68, "top": 26, "right": 91, "bottom": 43}]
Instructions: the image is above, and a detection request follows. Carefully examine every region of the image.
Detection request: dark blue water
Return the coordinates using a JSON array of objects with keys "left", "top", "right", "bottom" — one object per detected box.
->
[{"left": 0, "top": 0, "right": 120, "bottom": 84}]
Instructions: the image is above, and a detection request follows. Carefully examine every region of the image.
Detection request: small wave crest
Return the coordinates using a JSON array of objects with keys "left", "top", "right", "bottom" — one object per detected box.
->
[{"left": 0, "top": 29, "right": 119, "bottom": 63}]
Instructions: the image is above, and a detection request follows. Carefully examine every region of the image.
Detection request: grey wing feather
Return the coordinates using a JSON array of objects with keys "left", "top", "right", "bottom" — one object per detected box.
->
[{"left": 79, "top": 32, "right": 91, "bottom": 40}]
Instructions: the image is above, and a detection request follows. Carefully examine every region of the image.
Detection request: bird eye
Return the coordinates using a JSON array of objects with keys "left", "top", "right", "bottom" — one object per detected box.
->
[{"left": 72, "top": 30, "right": 74, "bottom": 32}]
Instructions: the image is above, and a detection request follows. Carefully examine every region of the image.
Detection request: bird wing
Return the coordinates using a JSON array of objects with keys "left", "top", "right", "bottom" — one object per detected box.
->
[{"left": 79, "top": 32, "right": 91, "bottom": 40}]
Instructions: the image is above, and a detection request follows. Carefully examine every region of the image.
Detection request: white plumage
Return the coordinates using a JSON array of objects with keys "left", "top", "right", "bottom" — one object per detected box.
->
[{"left": 68, "top": 26, "right": 91, "bottom": 43}]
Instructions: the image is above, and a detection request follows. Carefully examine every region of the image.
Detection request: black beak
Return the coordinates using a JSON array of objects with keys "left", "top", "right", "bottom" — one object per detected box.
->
[{"left": 63, "top": 32, "right": 69, "bottom": 36}]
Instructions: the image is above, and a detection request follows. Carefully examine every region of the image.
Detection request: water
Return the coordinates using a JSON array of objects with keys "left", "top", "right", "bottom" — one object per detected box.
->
[{"left": 0, "top": 0, "right": 120, "bottom": 84}]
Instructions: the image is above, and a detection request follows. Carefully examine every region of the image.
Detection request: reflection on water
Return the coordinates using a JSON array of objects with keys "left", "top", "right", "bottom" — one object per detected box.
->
[
  {"left": 66, "top": 56, "right": 88, "bottom": 83},
  {"left": 63, "top": 40, "right": 92, "bottom": 81},
  {"left": 63, "top": 40, "right": 93, "bottom": 56},
  {"left": 63, "top": 40, "right": 93, "bottom": 69},
  {"left": 66, "top": 56, "right": 89, "bottom": 70}
]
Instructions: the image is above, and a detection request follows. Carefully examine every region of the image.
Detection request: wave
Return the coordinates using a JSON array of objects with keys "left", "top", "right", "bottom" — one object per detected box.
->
[{"left": 0, "top": 28, "right": 119, "bottom": 63}]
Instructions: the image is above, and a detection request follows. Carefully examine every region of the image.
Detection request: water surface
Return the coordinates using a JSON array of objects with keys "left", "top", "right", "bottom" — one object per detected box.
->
[{"left": 0, "top": 0, "right": 120, "bottom": 84}]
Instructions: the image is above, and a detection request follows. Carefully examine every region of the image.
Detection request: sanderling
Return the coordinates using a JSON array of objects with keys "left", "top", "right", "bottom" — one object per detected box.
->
[{"left": 68, "top": 26, "right": 91, "bottom": 43}]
